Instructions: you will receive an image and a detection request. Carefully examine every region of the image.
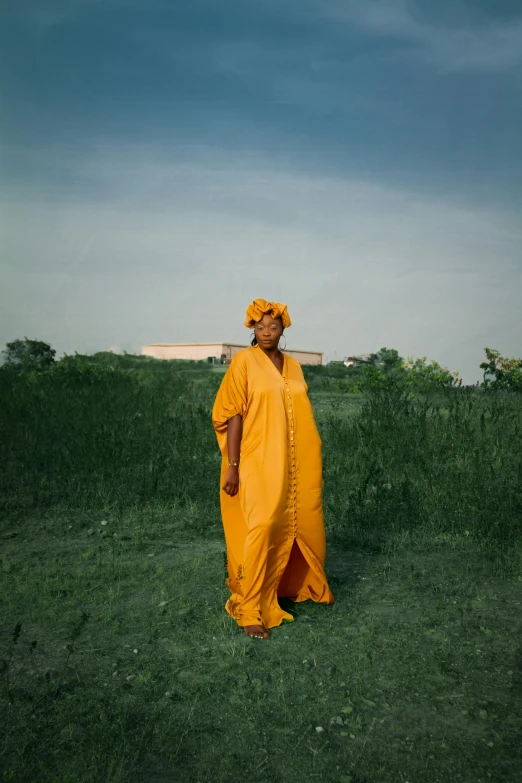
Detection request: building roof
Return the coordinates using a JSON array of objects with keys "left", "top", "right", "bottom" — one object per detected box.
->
[
  {"left": 145, "top": 342, "right": 246, "bottom": 348},
  {"left": 144, "top": 342, "right": 323, "bottom": 355}
]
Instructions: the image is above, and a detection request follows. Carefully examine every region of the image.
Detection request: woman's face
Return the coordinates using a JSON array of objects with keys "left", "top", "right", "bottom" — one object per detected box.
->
[{"left": 254, "top": 314, "right": 284, "bottom": 350}]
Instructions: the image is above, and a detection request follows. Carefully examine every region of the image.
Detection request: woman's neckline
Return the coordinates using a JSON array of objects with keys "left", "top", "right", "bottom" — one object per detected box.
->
[{"left": 251, "top": 344, "right": 286, "bottom": 377}]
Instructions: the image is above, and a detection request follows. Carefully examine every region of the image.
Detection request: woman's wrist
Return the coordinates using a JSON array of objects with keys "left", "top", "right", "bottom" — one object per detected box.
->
[{"left": 228, "top": 458, "right": 240, "bottom": 468}]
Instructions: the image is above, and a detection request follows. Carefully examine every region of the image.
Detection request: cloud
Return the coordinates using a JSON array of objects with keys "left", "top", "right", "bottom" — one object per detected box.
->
[
  {"left": 12, "top": 0, "right": 119, "bottom": 30},
  {"left": 3, "top": 143, "right": 521, "bottom": 282},
  {"left": 13, "top": 0, "right": 522, "bottom": 73},
  {"left": 323, "top": 0, "right": 522, "bottom": 72},
  {"left": 1, "top": 144, "right": 521, "bottom": 383}
]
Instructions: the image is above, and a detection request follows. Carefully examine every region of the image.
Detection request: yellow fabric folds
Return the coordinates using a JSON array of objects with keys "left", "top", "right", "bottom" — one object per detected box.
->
[
  {"left": 244, "top": 298, "right": 292, "bottom": 329},
  {"left": 211, "top": 345, "right": 334, "bottom": 629}
]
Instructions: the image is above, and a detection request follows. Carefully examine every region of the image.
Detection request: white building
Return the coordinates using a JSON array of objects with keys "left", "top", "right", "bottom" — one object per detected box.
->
[
  {"left": 343, "top": 354, "right": 373, "bottom": 366},
  {"left": 142, "top": 342, "right": 323, "bottom": 365}
]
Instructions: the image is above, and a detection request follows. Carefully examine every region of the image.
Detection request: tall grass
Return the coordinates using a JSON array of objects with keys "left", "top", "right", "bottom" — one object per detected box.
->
[
  {"left": 0, "top": 361, "right": 221, "bottom": 521},
  {"left": 1, "top": 359, "right": 521, "bottom": 554},
  {"left": 319, "top": 377, "right": 522, "bottom": 557}
]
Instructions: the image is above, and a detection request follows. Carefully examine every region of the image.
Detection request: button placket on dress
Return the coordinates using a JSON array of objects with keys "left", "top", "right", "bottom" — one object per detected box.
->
[{"left": 283, "top": 373, "right": 298, "bottom": 539}]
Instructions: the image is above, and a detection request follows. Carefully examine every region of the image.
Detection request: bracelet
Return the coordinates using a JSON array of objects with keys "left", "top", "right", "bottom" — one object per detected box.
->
[{"left": 228, "top": 459, "right": 240, "bottom": 467}]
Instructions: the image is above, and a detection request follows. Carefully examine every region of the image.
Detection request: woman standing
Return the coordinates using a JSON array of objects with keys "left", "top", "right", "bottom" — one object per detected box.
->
[{"left": 211, "top": 298, "right": 334, "bottom": 640}]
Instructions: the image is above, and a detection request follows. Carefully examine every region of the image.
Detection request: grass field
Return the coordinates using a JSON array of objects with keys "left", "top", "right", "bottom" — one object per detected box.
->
[{"left": 1, "top": 358, "right": 521, "bottom": 782}]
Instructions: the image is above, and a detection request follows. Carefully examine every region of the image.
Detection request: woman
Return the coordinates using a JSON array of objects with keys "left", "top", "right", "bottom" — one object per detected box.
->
[{"left": 211, "top": 298, "right": 335, "bottom": 640}]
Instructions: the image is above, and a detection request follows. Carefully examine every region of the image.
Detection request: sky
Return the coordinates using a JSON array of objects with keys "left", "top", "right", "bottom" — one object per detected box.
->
[{"left": 1, "top": 0, "right": 521, "bottom": 384}]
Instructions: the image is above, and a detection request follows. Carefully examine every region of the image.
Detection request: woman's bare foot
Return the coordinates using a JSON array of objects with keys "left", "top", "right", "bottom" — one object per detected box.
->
[{"left": 244, "top": 624, "right": 269, "bottom": 639}]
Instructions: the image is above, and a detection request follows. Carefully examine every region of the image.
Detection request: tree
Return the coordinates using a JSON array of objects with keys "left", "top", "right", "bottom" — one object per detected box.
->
[
  {"left": 401, "top": 355, "right": 458, "bottom": 390},
  {"left": 1, "top": 338, "right": 56, "bottom": 371},
  {"left": 369, "top": 347, "right": 405, "bottom": 374},
  {"left": 479, "top": 347, "right": 522, "bottom": 392}
]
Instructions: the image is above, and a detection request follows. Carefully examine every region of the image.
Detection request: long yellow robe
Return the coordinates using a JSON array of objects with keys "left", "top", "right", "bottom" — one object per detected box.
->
[{"left": 211, "top": 345, "right": 335, "bottom": 629}]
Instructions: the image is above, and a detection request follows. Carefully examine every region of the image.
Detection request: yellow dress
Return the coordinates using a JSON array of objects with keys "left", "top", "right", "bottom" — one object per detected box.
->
[{"left": 211, "top": 345, "right": 335, "bottom": 629}]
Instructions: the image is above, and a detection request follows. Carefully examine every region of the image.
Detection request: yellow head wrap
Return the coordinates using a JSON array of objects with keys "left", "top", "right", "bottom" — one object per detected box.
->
[{"left": 244, "top": 298, "right": 292, "bottom": 329}]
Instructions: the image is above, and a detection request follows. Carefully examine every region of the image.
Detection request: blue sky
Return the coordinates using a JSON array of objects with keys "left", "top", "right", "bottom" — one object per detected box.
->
[{"left": 1, "top": 0, "right": 521, "bottom": 383}]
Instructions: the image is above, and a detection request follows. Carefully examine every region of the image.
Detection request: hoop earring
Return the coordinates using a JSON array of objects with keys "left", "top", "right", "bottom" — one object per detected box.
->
[{"left": 279, "top": 334, "right": 287, "bottom": 350}]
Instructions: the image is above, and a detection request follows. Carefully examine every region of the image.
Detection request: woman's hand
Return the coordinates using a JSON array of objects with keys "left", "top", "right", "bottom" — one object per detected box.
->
[{"left": 222, "top": 465, "right": 239, "bottom": 496}]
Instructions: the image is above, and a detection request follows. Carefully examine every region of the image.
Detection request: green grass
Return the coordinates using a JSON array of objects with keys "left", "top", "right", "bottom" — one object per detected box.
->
[
  {"left": 1, "top": 359, "right": 521, "bottom": 781},
  {"left": 2, "top": 509, "right": 521, "bottom": 782}
]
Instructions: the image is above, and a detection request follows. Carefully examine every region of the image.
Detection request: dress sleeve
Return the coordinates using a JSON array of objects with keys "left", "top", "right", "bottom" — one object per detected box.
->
[
  {"left": 211, "top": 352, "right": 248, "bottom": 434},
  {"left": 296, "top": 361, "right": 309, "bottom": 393}
]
